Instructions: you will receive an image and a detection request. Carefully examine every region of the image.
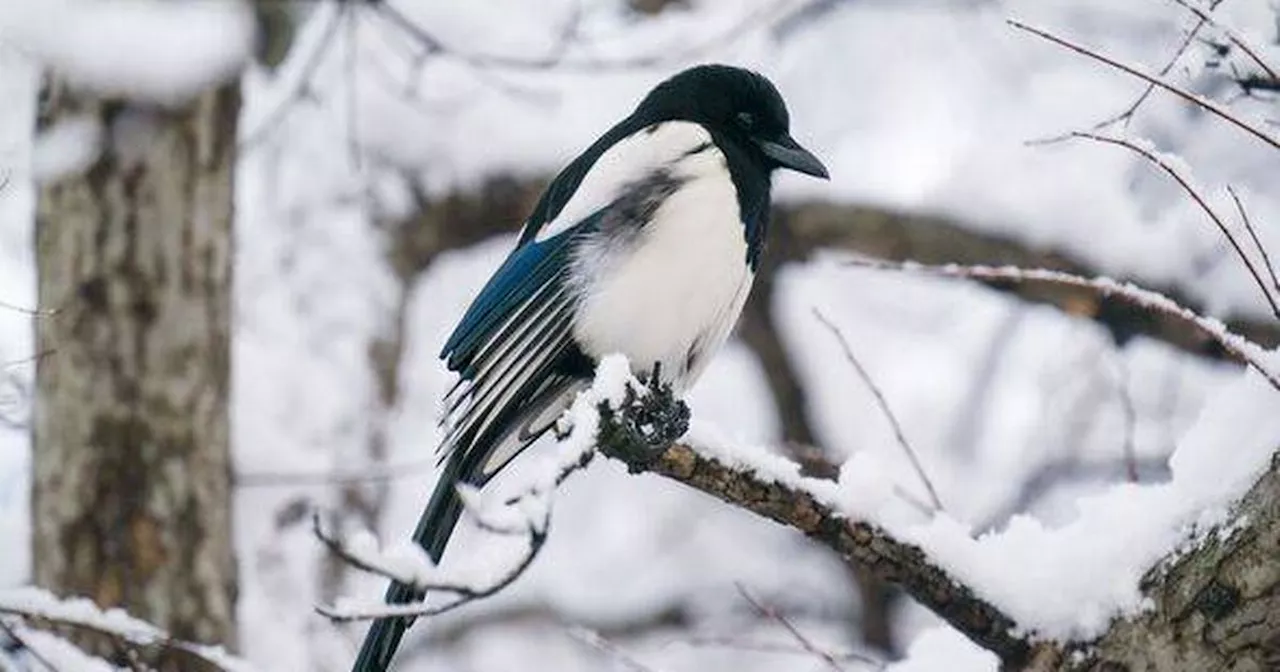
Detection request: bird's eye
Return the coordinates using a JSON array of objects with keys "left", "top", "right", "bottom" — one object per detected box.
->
[{"left": 736, "top": 112, "right": 756, "bottom": 129}]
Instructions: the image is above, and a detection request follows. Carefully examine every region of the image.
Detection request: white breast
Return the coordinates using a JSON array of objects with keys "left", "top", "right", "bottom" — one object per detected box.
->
[{"left": 570, "top": 124, "right": 754, "bottom": 390}]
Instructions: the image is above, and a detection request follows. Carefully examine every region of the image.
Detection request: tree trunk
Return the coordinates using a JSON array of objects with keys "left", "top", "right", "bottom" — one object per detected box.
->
[
  {"left": 1067, "top": 452, "right": 1280, "bottom": 671},
  {"left": 31, "top": 81, "right": 239, "bottom": 651}
]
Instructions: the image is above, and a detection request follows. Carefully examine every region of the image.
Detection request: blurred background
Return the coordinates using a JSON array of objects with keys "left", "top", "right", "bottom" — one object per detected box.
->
[{"left": 1, "top": 0, "right": 1278, "bottom": 670}]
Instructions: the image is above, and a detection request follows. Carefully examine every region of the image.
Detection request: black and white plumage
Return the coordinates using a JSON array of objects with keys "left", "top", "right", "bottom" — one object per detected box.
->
[{"left": 352, "top": 64, "right": 827, "bottom": 672}]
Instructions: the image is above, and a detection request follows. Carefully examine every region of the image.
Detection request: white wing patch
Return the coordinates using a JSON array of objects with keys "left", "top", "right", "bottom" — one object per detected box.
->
[
  {"left": 534, "top": 121, "right": 713, "bottom": 242},
  {"left": 570, "top": 135, "right": 752, "bottom": 393}
]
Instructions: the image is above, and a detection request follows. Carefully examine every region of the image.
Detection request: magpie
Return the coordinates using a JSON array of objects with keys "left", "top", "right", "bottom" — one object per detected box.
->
[{"left": 352, "top": 64, "right": 827, "bottom": 671}]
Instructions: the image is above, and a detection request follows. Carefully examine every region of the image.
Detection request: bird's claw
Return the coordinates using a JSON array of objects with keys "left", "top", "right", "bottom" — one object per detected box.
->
[{"left": 597, "top": 364, "right": 690, "bottom": 473}]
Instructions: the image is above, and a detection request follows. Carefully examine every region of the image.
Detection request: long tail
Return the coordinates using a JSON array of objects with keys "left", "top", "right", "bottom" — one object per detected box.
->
[
  {"left": 350, "top": 457, "right": 466, "bottom": 672},
  {"left": 349, "top": 370, "right": 582, "bottom": 671}
]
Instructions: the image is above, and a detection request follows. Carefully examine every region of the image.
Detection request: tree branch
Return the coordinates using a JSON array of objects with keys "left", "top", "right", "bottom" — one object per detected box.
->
[
  {"left": 773, "top": 203, "right": 1280, "bottom": 357},
  {"left": 0, "top": 589, "right": 248, "bottom": 672},
  {"left": 591, "top": 428, "right": 1043, "bottom": 668}
]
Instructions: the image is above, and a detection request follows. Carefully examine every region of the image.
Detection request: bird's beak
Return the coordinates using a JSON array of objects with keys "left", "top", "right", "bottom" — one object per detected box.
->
[{"left": 757, "top": 134, "right": 829, "bottom": 179}]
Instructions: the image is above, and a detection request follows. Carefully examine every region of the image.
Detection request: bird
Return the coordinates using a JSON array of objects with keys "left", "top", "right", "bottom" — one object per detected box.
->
[{"left": 351, "top": 63, "right": 828, "bottom": 671}]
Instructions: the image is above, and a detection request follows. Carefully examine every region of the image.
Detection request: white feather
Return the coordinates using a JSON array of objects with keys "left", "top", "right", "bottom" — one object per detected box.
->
[
  {"left": 570, "top": 135, "right": 753, "bottom": 391},
  {"left": 534, "top": 122, "right": 714, "bottom": 242}
]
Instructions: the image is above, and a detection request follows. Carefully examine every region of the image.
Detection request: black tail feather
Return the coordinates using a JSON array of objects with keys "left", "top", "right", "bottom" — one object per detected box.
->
[{"left": 349, "top": 458, "right": 466, "bottom": 672}]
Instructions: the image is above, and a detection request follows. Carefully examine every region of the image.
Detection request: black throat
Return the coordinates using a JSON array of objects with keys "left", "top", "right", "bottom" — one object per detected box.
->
[{"left": 709, "top": 128, "right": 772, "bottom": 271}]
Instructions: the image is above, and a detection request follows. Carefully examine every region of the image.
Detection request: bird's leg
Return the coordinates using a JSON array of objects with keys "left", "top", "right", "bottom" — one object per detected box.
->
[{"left": 596, "top": 362, "right": 690, "bottom": 473}]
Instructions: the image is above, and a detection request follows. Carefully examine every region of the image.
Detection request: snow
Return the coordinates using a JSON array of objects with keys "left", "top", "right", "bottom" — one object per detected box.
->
[
  {"left": 0, "top": 587, "right": 163, "bottom": 642},
  {"left": 885, "top": 627, "right": 996, "bottom": 672},
  {"left": 9, "top": 628, "right": 117, "bottom": 672},
  {"left": 30, "top": 115, "right": 100, "bottom": 183},
  {"left": 0, "top": 0, "right": 253, "bottom": 104},
  {"left": 0, "top": 587, "right": 255, "bottom": 672},
  {"left": 890, "top": 368, "right": 1280, "bottom": 639},
  {"left": 1, "top": 0, "right": 1278, "bottom": 669},
  {"left": 322, "top": 522, "right": 439, "bottom": 591}
]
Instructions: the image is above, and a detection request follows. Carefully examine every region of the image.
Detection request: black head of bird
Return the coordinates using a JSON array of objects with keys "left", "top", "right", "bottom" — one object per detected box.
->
[{"left": 629, "top": 64, "right": 829, "bottom": 179}]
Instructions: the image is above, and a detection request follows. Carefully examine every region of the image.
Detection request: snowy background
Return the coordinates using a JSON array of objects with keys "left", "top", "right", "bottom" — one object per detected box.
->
[{"left": 2, "top": 0, "right": 1279, "bottom": 670}]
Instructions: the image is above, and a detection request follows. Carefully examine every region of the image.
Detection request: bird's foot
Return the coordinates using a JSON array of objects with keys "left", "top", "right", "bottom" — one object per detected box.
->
[{"left": 597, "top": 363, "right": 690, "bottom": 473}]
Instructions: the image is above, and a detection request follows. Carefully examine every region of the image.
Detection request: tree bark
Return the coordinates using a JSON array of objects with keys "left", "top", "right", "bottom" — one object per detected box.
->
[
  {"left": 1073, "top": 451, "right": 1280, "bottom": 671},
  {"left": 32, "top": 81, "right": 239, "bottom": 651},
  {"left": 595, "top": 415, "right": 1280, "bottom": 671}
]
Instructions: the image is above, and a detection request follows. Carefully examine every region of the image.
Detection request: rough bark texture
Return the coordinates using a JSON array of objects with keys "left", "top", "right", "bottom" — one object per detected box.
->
[
  {"left": 596, "top": 422, "right": 1280, "bottom": 671},
  {"left": 593, "top": 435, "right": 1041, "bottom": 667},
  {"left": 32, "top": 82, "right": 239, "bottom": 651},
  {"left": 1069, "top": 451, "right": 1280, "bottom": 671}
]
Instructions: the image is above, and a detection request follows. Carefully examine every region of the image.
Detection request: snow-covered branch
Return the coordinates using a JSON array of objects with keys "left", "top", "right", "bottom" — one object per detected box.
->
[
  {"left": 313, "top": 514, "right": 547, "bottom": 623},
  {"left": 314, "top": 356, "right": 634, "bottom": 623},
  {"left": 590, "top": 401, "right": 1044, "bottom": 667},
  {"left": 0, "top": 588, "right": 252, "bottom": 672},
  {"left": 843, "top": 259, "right": 1280, "bottom": 392}
]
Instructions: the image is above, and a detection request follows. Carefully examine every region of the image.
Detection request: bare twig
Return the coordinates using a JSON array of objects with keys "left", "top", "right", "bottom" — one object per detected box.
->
[
  {"left": 315, "top": 427, "right": 597, "bottom": 620},
  {"left": 1071, "top": 131, "right": 1280, "bottom": 320},
  {"left": 0, "top": 620, "right": 59, "bottom": 672},
  {"left": 1009, "top": 19, "right": 1280, "bottom": 152},
  {"left": 1226, "top": 185, "right": 1280, "bottom": 301},
  {"left": 1170, "top": 0, "right": 1280, "bottom": 83},
  {"left": 735, "top": 584, "right": 848, "bottom": 672},
  {"left": 239, "top": 2, "right": 349, "bottom": 149},
  {"left": 234, "top": 457, "right": 436, "bottom": 488},
  {"left": 683, "top": 636, "right": 883, "bottom": 668},
  {"left": 344, "top": 0, "right": 361, "bottom": 168},
  {"left": 977, "top": 453, "right": 1172, "bottom": 533},
  {"left": 565, "top": 626, "right": 663, "bottom": 672},
  {"left": 0, "top": 300, "right": 58, "bottom": 318},
  {"left": 1, "top": 350, "right": 55, "bottom": 370},
  {"left": 842, "top": 259, "right": 1280, "bottom": 392},
  {"left": 810, "top": 308, "right": 944, "bottom": 512},
  {"left": 1025, "top": 8, "right": 1213, "bottom": 145},
  {"left": 1109, "top": 354, "right": 1139, "bottom": 483},
  {"left": 374, "top": 0, "right": 806, "bottom": 72},
  {"left": 314, "top": 510, "right": 548, "bottom": 622}
]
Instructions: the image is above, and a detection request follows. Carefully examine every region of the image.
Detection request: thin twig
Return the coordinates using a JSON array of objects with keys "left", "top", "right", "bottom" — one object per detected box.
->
[
  {"left": 314, "top": 516, "right": 547, "bottom": 621},
  {"left": 976, "top": 453, "right": 1172, "bottom": 533},
  {"left": 239, "top": 2, "right": 349, "bottom": 150},
  {"left": 1, "top": 349, "right": 55, "bottom": 370},
  {"left": 1025, "top": 8, "right": 1212, "bottom": 145},
  {"left": 1009, "top": 19, "right": 1280, "bottom": 152},
  {"left": 375, "top": 0, "right": 805, "bottom": 72},
  {"left": 734, "top": 584, "right": 846, "bottom": 672},
  {"left": 566, "top": 626, "right": 663, "bottom": 672},
  {"left": 810, "top": 308, "right": 944, "bottom": 512},
  {"left": 234, "top": 457, "right": 436, "bottom": 488},
  {"left": 1170, "top": 0, "right": 1280, "bottom": 83},
  {"left": 314, "top": 431, "right": 597, "bottom": 620},
  {"left": 0, "top": 619, "right": 60, "bottom": 672},
  {"left": 0, "top": 300, "right": 58, "bottom": 318},
  {"left": 843, "top": 259, "right": 1280, "bottom": 392},
  {"left": 682, "top": 636, "right": 884, "bottom": 668},
  {"left": 1109, "top": 355, "right": 1139, "bottom": 483},
  {"left": 344, "top": 0, "right": 362, "bottom": 169},
  {"left": 1225, "top": 185, "right": 1280, "bottom": 303},
  {"left": 1072, "top": 131, "right": 1280, "bottom": 320}
]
